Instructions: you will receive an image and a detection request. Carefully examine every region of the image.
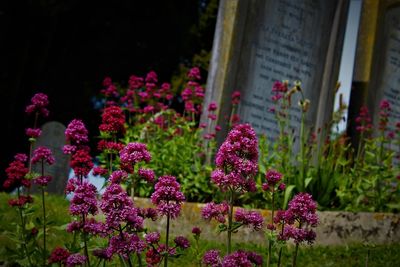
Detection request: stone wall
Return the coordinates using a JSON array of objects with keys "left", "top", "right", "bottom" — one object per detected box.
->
[{"left": 134, "top": 198, "right": 400, "bottom": 246}]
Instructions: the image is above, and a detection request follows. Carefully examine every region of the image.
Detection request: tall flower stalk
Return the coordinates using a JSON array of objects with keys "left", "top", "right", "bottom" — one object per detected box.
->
[
  {"left": 31, "top": 146, "right": 55, "bottom": 266},
  {"left": 151, "top": 175, "right": 185, "bottom": 267}
]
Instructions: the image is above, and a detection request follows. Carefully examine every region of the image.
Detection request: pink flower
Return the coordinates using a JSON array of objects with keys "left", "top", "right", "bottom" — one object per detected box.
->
[
  {"left": 138, "top": 168, "right": 155, "bottom": 183},
  {"left": 25, "top": 128, "right": 42, "bottom": 138},
  {"left": 31, "top": 146, "right": 55, "bottom": 165},
  {"left": 231, "top": 91, "right": 241, "bottom": 105},
  {"left": 65, "top": 119, "right": 89, "bottom": 145},
  {"left": 66, "top": 253, "right": 87, "bottom": 267},
  {"left": 3, "top": 158, "right": 30, "bottom": 189},
  {"left": 265, "top": 169, "right": 283, "bottom": 186},
  {"left": 212, "top": 124, "right": 258, "bottom": 192},
  {"left": 201, "top": 202, "right": 229, "bottom": 223},
  {"left": 25, "top": 93, "right": 49, "bottom": 117},
  {"left": 70, "top": 149, "right": 93, "bottom": 177},
  {"left": 202, "top": 250, "right": 221, "bottom": 267},
  {"left": 234, "top": 208, "right": 264, "bottom": 231},
  {"left": 151, "top": 175, "right": 185, "bottom": 219},
  {"left": 119, "top": 143, "right": 151, "bottom": 172},
  {"left": 174, "top": 236, "right": 190, "bottom": 249},
  {"left": 48, "top": 247, "right": 71, "bottom": 265},
  {"left": 99, "top": 106, "right": 126, "bottom": 133},
  {"left": 33, "top": 175, "right": 52, "bottom": 186},
  {"left": 208, "top": 102, "right": 218, "bottom": 111},
  {"left": 188, "top": 67, "right": 201, "bottom": 80}
]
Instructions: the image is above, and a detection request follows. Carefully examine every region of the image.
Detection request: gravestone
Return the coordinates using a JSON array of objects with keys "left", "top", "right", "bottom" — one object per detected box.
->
[
  {"left": 202, "top": 0, "right": 349, "bottom": 146},
  {"left": 32, "top": 121, "right": 69, "bottom": 194},
  {"left": 348, "top": 0, "right": 400, "bottom": 157}
]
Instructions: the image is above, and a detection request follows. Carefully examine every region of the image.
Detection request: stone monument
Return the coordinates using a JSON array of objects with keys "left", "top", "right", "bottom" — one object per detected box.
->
[
  {"left": 32, "top": 121, "right": 70, "bottom": 194},
  {"left": 347, "top": 0, "right": 400, "bottom": 155},
  {"left": 202, "top": 0, "right": 349, "bottom": 146}
]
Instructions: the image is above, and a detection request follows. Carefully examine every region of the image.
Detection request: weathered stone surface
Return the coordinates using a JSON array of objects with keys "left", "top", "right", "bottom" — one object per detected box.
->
[
  {"left": 348, "top": 0, "right": 400, "bottom": 157},
  {"left": 32, "top": 121, "right": 69, "bottom": 195},
  {"left": 135, "top": 198, "right": 400, "bottom": 246},
  {"left": 203, "top": 0, "right": 348, "bottom": 148}
]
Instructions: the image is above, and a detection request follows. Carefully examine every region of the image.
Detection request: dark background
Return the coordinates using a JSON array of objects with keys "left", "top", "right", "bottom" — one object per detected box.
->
[{"left": 0, "top": 0, "right": 217, "bottom": 189}]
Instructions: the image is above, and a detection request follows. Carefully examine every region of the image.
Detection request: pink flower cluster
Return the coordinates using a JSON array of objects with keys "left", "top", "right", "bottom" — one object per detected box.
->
[
  {"left": 31, "top": 146, "right": 55, "bottom": 165},
  {"left": 262, "top": 169, "right": 285, "bottom": 192},
  {"left": 119, "top": 142, "right": 151, "bottom": 173},
  {"left": 201, "top": 202, "right": 229, "bottom": 223},
  {"left": 25, "top": 93, "right": 50, "bottom": 117},
  {"left": 100, "top": 183, "right": 143, "bottom": 230},
  {"left": 274, "top": 193, "right": 318, "bottom": 244},
  {"left": 355, "top": 106, "right": 373, "bottom": 133},
  {"left": 202, "top": 249, "right": 263, "bottom": 267},
  {"left": 234, "top": 208, "right": 264, "bottom": 231},
  {"left": 108, "top": 232, "right": 146, "bottom": 259},
  {"left": 99, "top": 106, "right": 126, "bottom": 134},
  {"left": 151, "top": 175, "right": 185, "bottom": 219},
  {"left": 68, "top": 178, "right": 98, "bottom": 216},
  {"left": 379, "top": 99, "right": 391, "bottom": 131},
  {"left": 3, "top": 155, "right": 30, "bottom": 189},
  {"left": 64, "top": 119, "right": 89, "bottom": 147},
  {"left": 212, "top": 123, "right": 259, "bottom": 192},
  {"left": 181, "top": 67, "right": 205, "bottom": 116}
]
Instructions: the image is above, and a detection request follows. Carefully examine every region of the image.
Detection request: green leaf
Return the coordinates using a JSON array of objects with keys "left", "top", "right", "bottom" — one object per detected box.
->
[
  {"left": 305, "top": 177, "right": 313, "bottom": 188},
  {"left": 283, "top": 185, "right": 296, "bottom": 209}
]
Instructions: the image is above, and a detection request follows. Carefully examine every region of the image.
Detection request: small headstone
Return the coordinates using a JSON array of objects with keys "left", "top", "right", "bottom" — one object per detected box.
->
[
  {"left": 202, "top": 0, "right": 349, "bottom": 147},
  {"left": 32, "top": 121, "right": 69, "bottom": 194}
]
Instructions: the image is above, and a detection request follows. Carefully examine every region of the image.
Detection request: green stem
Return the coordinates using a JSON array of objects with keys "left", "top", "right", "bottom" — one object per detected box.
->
[
  {"left": 137, "top": 252, "right": 143, "bottom": 267},
  {"left": 164, "top": 213, "right": 170, "bottom": 267},
  {"left": 41, "top": 186, "right": 47, "bottom": 266},
  {"left": 267, "top": 188, "right": 275, "bottom": 267},
  {"left": 227, "top": 189, "right": 234, "bottom": 254},
  {"left": 41, "top": 160, "right": 47, "bottom": 266},
  {"left": 82, "top": 214, "right": 90, "bottom": 267},
  {"left": 277, "top": 223, "right": 285, "bottom": 267},
  {"left": 292, "top": 243, "right": 299, "bottom": 267},
  {"left": 16, "top": 188, "right": 33, "bottom": 266}
]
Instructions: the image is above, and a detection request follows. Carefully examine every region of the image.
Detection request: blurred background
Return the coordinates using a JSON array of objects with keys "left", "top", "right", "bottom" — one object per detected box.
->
[{"left": 0, "top": 0, "right": 218, "bottom": 188}]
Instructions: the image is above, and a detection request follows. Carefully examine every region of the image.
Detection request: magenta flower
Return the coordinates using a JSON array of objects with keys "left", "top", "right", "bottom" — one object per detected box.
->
[
  {"left": 3, "top": 158, "right": 30, "bottom": 189},
  {"left": 99, "top": 106, "right": 126, "bottom": 133},
  {"left": 188, "top": 67, "right": 201, "bottom": 80},
  {"left": 48, "top": 247, "right": 71, "bottom": 265},
  {"left": 31, "top": 146, "right": 55, "bottom": 165},
  {"left": 151, "top": 175, "right": 185, "bottom": 219},
  {"left": 265, "top": 169, "right": 283, "bottom": 186},
  {"left": 208, "top": 102, "right": 218, "bottom": 111},
  {"left": 99, "top": 183, "right": 139, "bottom": 229},
  {"left": 33, "top": 175, "right": 52, "bottom": 186},
  {"left": 201, "top": 202, "right": 229, "bottom": 223},
  {"left": 109, "top": 170, "right": 128, "bottom": 184},
  {"left": 25, "top": 128, "right": 42, "bottom": 138},
  {"left": 69, "top": 179, "right": 98, "bottom": 216},
  {"left": 203, "top": 249, "right": 222, "bottom": 267},
  {"left": 145, "top": 232, "right": 161, "bottom": 244},
  {"left": 65, "top": 119, "right": 89, "bottom": 145},
  {"left": 25, "top": 93, "right": 49, "bottom": 117},
  {"left": 231, "top": 91, "right": 241, "bottom": 105},
  {"left": 222, "top": 250, "right": 263, "bottom": 267},
  {"left": 234, "top": 208, "right": 264, "bottom": 231},
  {"left": 107, "top": 233, "right": 146, "bottom": 259},
  {"left": 119, "top": 142, "right": 151, "bottom": 172},
  {"left": 66, "top": 253, "right": 87, "bottom": 267},
  {"left": 174, "top": 236, "right": 190, "bottom": 249},
  {"left": 138, "top": 168, "right": 155, "bottom": 183},
  {"left": 70, "top": 149, "right": 93, "bottom": 177},
  {"left": 192, "top": 227, "right": 201, "bottom": 236},
  {"left": 212, "top": 123, "right": 258, "bottom": 193}
]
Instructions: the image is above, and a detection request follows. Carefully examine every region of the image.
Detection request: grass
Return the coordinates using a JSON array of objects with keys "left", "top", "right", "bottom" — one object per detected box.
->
[{"left": 0, "top": 192, "right": 399, "bottom": 266}]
